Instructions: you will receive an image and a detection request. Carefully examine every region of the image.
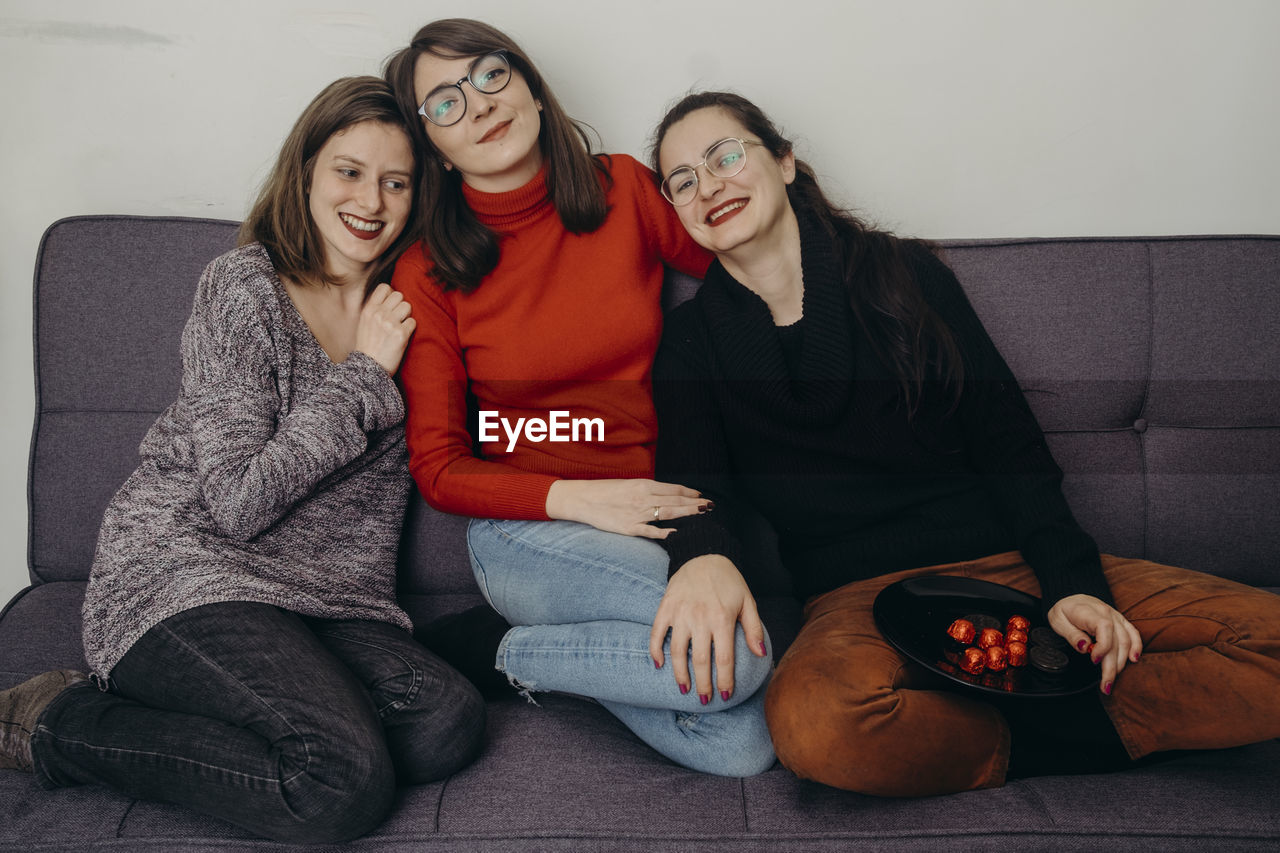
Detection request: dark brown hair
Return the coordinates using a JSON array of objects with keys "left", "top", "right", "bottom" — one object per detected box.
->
[
  {"left": 384, "top": 18, "right": 611, "bottom": 292},
  {"left": 239, "top": 76, "right": 420, "bottom": 292},
  {"left": 652, "top": 91, "right": 964, "bottom": 415}
]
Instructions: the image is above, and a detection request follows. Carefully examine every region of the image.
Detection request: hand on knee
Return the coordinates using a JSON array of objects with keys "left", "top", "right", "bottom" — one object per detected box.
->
[{"left": 649, "top": 556, "right": 771, "bottom": 704}]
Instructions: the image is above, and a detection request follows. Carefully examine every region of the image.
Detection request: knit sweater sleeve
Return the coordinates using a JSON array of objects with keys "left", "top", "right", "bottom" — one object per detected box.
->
[
  {"left": 910, "top": 247, "right": 1113, "bottom": 608},
  {"left": 620, "top": 154, "right": 713, "bottom": 279},
  {"left": 652, "top": 302, "right": 748, "bottom": 576},
  {"left": 392, "top": 249, "right": 557, "bottom": 519},
  {"left": 183, "top": 248, "right": 405, "bottom": 541}
]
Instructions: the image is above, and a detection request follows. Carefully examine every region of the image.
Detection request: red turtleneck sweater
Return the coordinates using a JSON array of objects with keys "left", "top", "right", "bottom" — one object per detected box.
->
[{"left": 391, "top": 154, "right": 711, "bottom": 519}]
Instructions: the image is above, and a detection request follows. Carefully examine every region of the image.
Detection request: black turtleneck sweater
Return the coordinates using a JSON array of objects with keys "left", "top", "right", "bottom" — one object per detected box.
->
[{"left": 652, "top": 213, "right": 1112, "bottom": 608}]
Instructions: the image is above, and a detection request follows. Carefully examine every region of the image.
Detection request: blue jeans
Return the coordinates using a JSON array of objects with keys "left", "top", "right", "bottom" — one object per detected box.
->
[
  {"left": 467, "top": 518, "right": 775, "bottom": 777},
  {"left": 32, "top": 601, "right": 485, "bottom": 843}
]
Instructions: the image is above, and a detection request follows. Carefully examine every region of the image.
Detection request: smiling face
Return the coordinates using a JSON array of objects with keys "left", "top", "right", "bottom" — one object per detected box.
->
[
  {"left": 658, "top": 107, "right": 797, "bottom": 258},
  {"left": 413, "top": 51, "right": 543, "bottom": 193},
  {"left": 307, "top": 120, "right": 414, "bottom": 286}
]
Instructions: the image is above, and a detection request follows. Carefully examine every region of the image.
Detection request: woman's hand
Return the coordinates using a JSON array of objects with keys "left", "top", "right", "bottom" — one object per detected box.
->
[
  {"left": 355, "top": 283, "right": 416, "bottom": 375},
  {"left": 1047, "top": 593, "right": 1143, "bottom": 695},
  {"left": 544, "top": 478, "right": 710, "bottom": 539},
  {"left": 649, "top": 554, "right": 768, "bottom": 703}
]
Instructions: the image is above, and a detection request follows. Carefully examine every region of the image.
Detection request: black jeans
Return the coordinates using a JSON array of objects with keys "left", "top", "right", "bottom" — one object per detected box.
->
[{"left": 31, "top": 601, "right": 485, "bottom": 843}]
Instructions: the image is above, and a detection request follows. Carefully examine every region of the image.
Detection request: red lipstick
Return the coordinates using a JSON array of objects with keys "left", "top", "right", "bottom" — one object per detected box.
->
[
  {"left": 706, "top": 198, "right": 748, "bottom": 227},
  {"left": 339, "top": 213, "right": 383, "bottom": 241},
  {"left": 479, "top": 120, "right": 512, "bottom": 144}
]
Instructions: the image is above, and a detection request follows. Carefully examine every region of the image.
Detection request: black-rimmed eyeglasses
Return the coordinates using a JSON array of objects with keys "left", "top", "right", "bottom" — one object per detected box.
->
[{"left": 417, "top": 51, "right": 511, "bottom": 127}]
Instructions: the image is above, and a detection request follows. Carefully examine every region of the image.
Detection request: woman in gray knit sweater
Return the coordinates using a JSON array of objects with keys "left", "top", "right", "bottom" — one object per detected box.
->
[{"left": 0, "top": 77, "right": 484, "bottom": 843}]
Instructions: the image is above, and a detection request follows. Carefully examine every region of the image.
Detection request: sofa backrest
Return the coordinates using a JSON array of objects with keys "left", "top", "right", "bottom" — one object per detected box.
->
[
  {"left": 942, "top": 237, "right": 1280, "bottom": 587},
  {"left": 27, "top": 217, "right": 1280, "bottom": 591},
  {"left": 30, "top": 216, "right": 240, "bottom": 585}
]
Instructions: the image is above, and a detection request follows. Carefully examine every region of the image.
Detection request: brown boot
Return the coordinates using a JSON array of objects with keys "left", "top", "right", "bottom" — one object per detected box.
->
[{"left": 0, "top": 670, "right": 89, "bottom": 772}]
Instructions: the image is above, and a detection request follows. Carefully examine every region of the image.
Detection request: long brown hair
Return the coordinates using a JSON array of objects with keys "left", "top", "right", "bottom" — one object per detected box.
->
[
  {"left": 239, "top": 76, "right": 420, "bottom": 292},
  {"left": 652, "top": 91, "right": 964, "bottom": 415},
  {"left": 384, "top": 18, "right": 611, "bottom": 293}
]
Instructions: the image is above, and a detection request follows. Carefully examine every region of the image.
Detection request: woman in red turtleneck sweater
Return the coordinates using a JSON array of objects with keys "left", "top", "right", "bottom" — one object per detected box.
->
[{"left": 383, "top": 19, "right": 776, "bottom": 777}]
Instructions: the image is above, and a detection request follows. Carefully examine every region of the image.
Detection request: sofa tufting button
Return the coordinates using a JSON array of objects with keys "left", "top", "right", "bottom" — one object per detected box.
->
[{"left": 1132, "top": 418, "right": 1148, "bottom": 433}]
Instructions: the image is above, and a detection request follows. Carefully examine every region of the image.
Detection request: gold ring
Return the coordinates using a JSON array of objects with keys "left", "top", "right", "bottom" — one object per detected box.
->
[{"left": 653, "top": 506, "right": 661, "bottom": 519}]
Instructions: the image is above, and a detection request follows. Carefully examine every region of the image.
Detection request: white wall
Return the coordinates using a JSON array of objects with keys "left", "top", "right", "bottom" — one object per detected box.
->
[{"left": 1, "top": 0, "right": 1277, "bottom": 605}]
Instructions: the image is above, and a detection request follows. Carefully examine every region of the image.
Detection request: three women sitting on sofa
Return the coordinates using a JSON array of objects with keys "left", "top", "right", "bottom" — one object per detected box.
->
[{"left": 4, "top": 16, "right": 1279, "bottom": 845}]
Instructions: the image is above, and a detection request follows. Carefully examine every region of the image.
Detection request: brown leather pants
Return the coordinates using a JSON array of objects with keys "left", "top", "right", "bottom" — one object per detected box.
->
[{"left": 763, "top": 552, "right": 1280, "bottom": 797}]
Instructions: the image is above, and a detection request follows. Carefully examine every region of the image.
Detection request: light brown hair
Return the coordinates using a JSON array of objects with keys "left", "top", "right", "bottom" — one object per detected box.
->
[{"left": 239, "top": 76, "right": 421, "bottom": 291}]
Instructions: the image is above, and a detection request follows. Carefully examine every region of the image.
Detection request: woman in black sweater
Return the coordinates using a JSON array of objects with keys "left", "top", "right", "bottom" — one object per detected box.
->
[{"left": 647, "top": 91, "right": 1280, "bottom": 796}]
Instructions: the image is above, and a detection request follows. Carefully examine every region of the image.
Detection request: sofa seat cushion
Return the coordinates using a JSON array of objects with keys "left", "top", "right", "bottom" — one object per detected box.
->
[
  {"left": 2, "top": 691, "right": 1277, "bottom": 851},
  {"left": 5, "top": 582, "right": 1278, "bottom": 850}
]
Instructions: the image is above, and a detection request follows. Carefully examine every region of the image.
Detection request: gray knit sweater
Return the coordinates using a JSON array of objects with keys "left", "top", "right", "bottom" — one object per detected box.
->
[{"left": 82, "top": 243, "right": 414, "bottom": 678}]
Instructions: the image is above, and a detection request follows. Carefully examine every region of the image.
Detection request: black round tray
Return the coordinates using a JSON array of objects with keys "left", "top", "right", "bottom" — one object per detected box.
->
[{"left": 873, "top": 576, "right": 1099, "bottom": 698}]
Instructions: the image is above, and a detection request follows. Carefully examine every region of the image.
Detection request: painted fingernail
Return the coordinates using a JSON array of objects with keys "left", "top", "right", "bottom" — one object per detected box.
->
[
  {"left": 653, "top": 658, "right": 662, "bottom": 669},
  {"left": 1077, "top": 639, "right": 1088, "bottom": 651},
  {"left": 1133, "top": 652, "right": 1141, "bottom": 662},
  {"left": 679, "top": 683, "right": 689, "bottom": 695},
  {"left": 721, "top": 690, "right": 731, "bottom": 702},
  {"left": 1103, "top": 681, "right": 1113, "bottom": 695},
  {"left": 758, "top": 641, "right": 768, "bottom": 656},
  {"left": 706, "top": 501, "right": 716, "bottom": 510},
  {"left": 1092, "top": 656, "right": 1100, "bottom": 665},
  {"left": 698, "top": 505, "right": 709, "bottom": 514},
  {"left": 700, "top": 694, "right": 709, "bottom": 706}
]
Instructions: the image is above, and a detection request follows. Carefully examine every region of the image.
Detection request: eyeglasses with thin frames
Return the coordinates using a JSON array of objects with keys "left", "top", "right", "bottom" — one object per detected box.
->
[
  {"left": 417, "top": 51, "right": 512, "bottom": 128},
  {"left": 660, "top": 137, "right": 763, "bottom": 206}
]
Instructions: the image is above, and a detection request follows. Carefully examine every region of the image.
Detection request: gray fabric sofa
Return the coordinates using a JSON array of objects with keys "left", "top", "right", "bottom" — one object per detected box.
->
[{"left": 2, "top": 215, "right": 1278, "bottom": 851}]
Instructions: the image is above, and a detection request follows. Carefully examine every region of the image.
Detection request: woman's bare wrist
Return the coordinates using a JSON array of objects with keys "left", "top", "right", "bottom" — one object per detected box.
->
[{"left": 544, "top": 479, "right": 578, "bottom": 520}]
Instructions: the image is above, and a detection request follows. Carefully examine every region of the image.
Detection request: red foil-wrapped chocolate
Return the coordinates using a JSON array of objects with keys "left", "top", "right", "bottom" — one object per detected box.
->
[
  {"left": 1006, "top": 628, "right": 1029, "bottom": 645},
  {"left": 1007, "top": 640, "right": 1028, "bottom": 667},
  {"left": 985, "top": 645, "right": 1008, "bottom": 672},
  {"left": 961, "top": 647, "right": 986, "bottom": 675},
  {"left": 946, "top": 618, "right": 976, "bottom": 645},
  {"left": 977, "top": 627, "right": 1004, "bottom": 650},
  {"left": 1006, "top": 614, "right": 1031, "bottom": 634}
]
